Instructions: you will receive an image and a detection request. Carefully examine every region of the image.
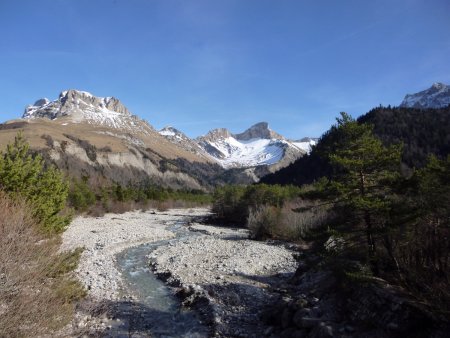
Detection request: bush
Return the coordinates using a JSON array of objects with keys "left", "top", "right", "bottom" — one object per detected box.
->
[
  {"left": 69, "top": 178, "right": 96, "bottom": 211},
  {"left": 0, "top": 192, "right": 85, "bottom": 337},
  {"left": 0, "top": 133, "right": 70, "bottom": 233},
  {"left": 247, "top": 205, "right": 281, "bottom": 240},
  {"left": 212, "top": 184, "right": 302, "bottom": 225},
  {"left": 247, "top": 200, "right": 332, "bottom": 240}
]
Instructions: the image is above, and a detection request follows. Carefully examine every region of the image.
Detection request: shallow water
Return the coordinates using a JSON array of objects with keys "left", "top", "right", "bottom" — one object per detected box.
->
[{"left": 113, "top": 220, "right": 209, "bottom": 337}]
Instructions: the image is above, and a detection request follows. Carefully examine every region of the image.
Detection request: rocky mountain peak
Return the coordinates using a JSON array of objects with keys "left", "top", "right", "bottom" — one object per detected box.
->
[
  {"left": 400, "top": 82, "right": 450, "bottom": 109},
  {"left": 23, "top": 89, "right": 132, "bottom": 120},
  {"left": 201, "top": 128, "right": 233, "bottom": 142},
  {"left": 159, "top": 126, "right": 183, "bottom": 136},
  {"left": 431, "top": 82, "right": 446, "bottom": 90},
  {"left": 22, "top": 89, "right": 153, "bottom": 133},
  {"left": 234, "top": 122, "right": 284, "bottom": 141}
]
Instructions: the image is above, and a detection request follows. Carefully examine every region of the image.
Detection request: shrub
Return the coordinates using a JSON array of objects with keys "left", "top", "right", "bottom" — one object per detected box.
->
[
  {"left": 69, "top": 178, "right": 96, "bottom": 211},
  {"left": 247, "top": 205, "right": 282, "bottom": 240},
  {"left": 0, "top": 192, "right": 85, "bottom": 337},
  {"left": 247, "top": 200, "right": 332, "bottom": 241}
]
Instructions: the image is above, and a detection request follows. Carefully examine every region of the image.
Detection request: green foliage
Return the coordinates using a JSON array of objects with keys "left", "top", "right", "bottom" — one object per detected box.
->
[
  {"left": 400, "top": 155, "right": 450, "bottom": 282},
  {"left": 69, "top": 177, "right": 96, "bottom": 211},
  {"left": 212, "top": 185, "right": 247, "bottom": 223},
  {"left": 67, "top": 179, "right": 212, "bottom": 214},
  {"left": 313, "top": 113, "right": 403, "bottom": 274},
  {"left": 0, "top": 133, "right": 70, "bottom": 233}
]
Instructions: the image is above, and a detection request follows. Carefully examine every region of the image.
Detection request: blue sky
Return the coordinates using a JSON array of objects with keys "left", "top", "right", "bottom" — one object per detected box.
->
[{"left": 1, "top": 0, "right": 449, "bottom": 138}]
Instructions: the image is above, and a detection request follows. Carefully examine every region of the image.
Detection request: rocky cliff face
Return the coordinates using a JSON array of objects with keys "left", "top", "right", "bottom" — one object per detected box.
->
[
  {"left": 234, "top": 122, "right": 284, "bottom": 141},
  {"left": 400, "top": 82, "right": 450, "bottom": 108}
]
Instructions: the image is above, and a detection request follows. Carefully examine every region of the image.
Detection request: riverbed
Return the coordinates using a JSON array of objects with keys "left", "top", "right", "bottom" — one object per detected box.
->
[{"left": 61, "top": 208, "right": 298, "bottom": 337}]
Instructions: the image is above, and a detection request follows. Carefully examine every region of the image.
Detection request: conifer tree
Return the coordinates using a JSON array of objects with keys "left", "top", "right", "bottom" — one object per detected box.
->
[
  {"left": 0, "top": 132, "right": 70, "bottom": 233},
  {"left": 320, "top": 113, "right": 402, "bottom": 274}
]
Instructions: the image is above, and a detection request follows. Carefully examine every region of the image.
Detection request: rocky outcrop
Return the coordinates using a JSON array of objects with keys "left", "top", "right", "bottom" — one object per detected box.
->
[
  {"left": 234, "top": 122, "right": 284, "bottom": 141},
  {"left": 198, "top": 128, "right": 233, "bottom": 143},
  {"left": 400, "top": 82, "right": 450, "bottom": 109},
  {"left": 22, "top": 89, "right": 147, "bottom": 132}
]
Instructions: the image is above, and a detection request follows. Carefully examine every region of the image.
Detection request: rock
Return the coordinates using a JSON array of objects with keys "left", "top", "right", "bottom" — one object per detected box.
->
[
  {"left": 299, "top": 317, "right": 322, "bottom": 329},
  {"left": 311, "top": 306, "right": 323, "bottom": 318},
  {"left": 387, "top": 322, "right": 399, "bottom": 330},
  {"left": 345, "top": 325, "right": 354, "bottom": 332},
  {"left": 291, "top": 329, "right": 308, "bottom": 338},
  {"left": 279, "top": 327, "right": 298, "bottom": 338},
  {"left": 281, "top": 308, "right": 293, "bottom": 328},
  {"left": 296, "top": 298, "right": 309, "bottom": 308},
  {"left": 293, "top": 308, "right": 312, "bottom": 328},
  {"left": 309, "top": 322, "right": 333, "bottom": 338}
]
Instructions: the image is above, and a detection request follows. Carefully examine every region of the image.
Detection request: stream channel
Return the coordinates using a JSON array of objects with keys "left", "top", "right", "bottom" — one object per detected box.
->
[{"left": 111, "top": 219, "right": 210, "bottom": 337}]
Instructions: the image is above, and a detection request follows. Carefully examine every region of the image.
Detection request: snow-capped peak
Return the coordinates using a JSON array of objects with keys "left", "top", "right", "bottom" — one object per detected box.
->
[
  {"left": 400, "top": 82, "right": 450, "bottom": 109},
  {"left": 22, "top": 89, "right": 151, "bottom": 133},
  {"left": 159, "top": 126, "right": 186, "bottom": 138},
  {"left": 196, "top": 122, "right": 312, "bottom": 168}
]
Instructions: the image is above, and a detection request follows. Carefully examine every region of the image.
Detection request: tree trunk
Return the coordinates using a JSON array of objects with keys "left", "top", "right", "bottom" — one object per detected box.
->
[{"left": 360, "top": 169, "right": 379, "bottom": 275}]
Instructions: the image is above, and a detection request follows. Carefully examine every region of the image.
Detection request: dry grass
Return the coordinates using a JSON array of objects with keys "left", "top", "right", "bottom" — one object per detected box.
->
[
  {"left": 0, "top": 117, "right": 211, "bottom": 163},
  {"left": 0, "top": 192, "right": 85, "bottom": 337},
  {"left": 247, "top": 199, "right": 332, "bottom": 240}
]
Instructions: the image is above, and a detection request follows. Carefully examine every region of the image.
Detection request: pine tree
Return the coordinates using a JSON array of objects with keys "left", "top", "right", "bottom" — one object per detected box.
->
[
  {"left": 0, "top": 132, "right": 70, "bottom": 233},
  {"left": 320, "top": 113, "right": 402, "bottom": 274}
]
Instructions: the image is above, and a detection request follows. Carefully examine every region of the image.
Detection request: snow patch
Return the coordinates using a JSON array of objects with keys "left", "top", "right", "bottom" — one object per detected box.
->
[{"left": 204, "top": 136, "right": 287, "bottom": 168}]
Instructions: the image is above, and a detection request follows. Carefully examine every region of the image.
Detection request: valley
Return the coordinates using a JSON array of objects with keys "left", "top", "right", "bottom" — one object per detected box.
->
[
  {"left": 0, "top": 83, "right": 449, "bottom": 338},
  {"left": 61, "top": 208, "right": 297, "bottom": 337},
  {"left": 2, "top": 2, "right": 450, "bottom": 337}
]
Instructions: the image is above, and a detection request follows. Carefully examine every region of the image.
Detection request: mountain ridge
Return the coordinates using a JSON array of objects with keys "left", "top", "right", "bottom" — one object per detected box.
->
[
  {"left": 400, "top": 82, "right": 450, "bottom": 109},
  {"left": 169, "top": 122, "right": 315, "bottom": 169},
  {"left": 1, "top": 89, "right": 315, "bottom": 191},
  {"left": 23, "top": 89, "right": 151, "bottom": 133}
]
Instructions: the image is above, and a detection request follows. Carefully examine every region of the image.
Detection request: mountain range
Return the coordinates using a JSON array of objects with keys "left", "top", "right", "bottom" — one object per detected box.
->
[
  {"left": 159, "top": 122, "right": 315, "bottom": 170},
  {"left": 0, "top": 89, "right": 314, "bottom": 190},
  {"left": 1, "top": 82, "right": 448, "bottom": 190}
]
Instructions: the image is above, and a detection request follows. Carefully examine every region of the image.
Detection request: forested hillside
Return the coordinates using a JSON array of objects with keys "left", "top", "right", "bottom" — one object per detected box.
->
[{"left": 262, "top": 105, "right": 450, "bottom": 185}]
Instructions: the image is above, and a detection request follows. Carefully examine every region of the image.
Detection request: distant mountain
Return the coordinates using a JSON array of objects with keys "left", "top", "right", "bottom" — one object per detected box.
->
[
  {"left": 158, "top": 126, "right": 209, "bottom": 159},
  {"left": 195, "top": 122, "right": 315, "bottom": 169},
  {"left": 157, "top": 122, "right": 316, "bottom": 171},
  {"left": 23, "top": 89, "right": 151, "bottom": 133},
  {"left": 400, "top": 82, "right": 450, "bottom": 109},
  {"left": 1, "top": 89, "right": 316, "bottom": 190},
  {"left": 2, "top": 89, "right": 237, "bottom": 190}
]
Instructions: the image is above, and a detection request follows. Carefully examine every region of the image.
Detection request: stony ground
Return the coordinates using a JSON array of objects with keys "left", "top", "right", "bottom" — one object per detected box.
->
[
  {"left": 60, "top": 208, "right": 299, "bottom": 337},
  {"left": 150, "top": 222, "right": 298, "bottom": 337}
]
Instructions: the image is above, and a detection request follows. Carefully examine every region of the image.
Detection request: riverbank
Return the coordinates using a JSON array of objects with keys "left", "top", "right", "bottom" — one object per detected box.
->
[
  {"left": 61, "top": 208, "right": 208, "bottom": 336},
  {"left": 61, "top": 208, "right": 298, "bottom": 337},
  {"left": 150, "top": 222, "right": 298, "bottom": 337}
]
